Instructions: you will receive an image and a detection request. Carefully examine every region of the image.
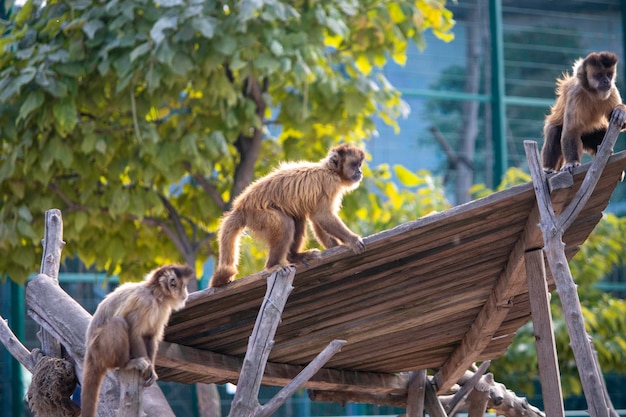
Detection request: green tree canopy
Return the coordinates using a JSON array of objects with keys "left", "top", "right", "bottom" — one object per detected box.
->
[{"left": 0, "top": 0, "right": 454, "bottom": 283}]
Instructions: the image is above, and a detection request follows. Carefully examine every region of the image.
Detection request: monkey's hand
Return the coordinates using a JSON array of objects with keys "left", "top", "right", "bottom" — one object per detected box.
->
[
  {"left": 347, "top": 237, "right": 366, "bottom": 254},
  {"left": 612, "top": 104, "right": 626, "bottom": 128}
]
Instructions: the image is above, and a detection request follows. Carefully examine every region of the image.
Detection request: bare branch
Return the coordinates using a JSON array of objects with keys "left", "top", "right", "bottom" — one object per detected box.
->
[{"left": 0, "top": 316, "right": 36, "bottom": 372}]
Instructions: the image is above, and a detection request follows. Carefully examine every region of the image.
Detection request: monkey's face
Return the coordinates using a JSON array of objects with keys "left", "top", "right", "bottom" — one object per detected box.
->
[
  {"left": 156, "top": 265, "right": 193, "bottom": 311},
  {"left": 586, "top": 66, "right": 616, "bottom": 98},
  {"left": 344, "top": 158, "right": 363, "bottom": 183}
]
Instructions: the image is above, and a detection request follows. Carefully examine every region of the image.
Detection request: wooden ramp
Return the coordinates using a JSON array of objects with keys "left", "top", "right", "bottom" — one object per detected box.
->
[{"left": 156, "top": 151, "right": 626, "bottom": 398}]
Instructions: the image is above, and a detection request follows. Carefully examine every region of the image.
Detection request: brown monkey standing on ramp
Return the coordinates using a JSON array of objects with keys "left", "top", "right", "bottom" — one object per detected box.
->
[
  {"left": 211, "top": 143, "right": 366, "bottom": 287},
  {"left": 80, "top": 264, "right": 193, "bottom": 417}
]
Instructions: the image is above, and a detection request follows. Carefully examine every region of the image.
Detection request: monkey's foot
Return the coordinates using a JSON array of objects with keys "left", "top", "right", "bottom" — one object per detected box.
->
[
  {"left": 543, "top": 167, "right": 556, "bottom": 174},
  {"left": 144, "top": 368, "right": 158, "bottom": 387},
  {"left": 562, "top": 161, "right": 581, "bottom": 171},
  {"left": 287, "top": 249, "right": 322, "bottom": 267},
  {"left": 266, "top": 263, "right": 296, "bottom": 275},
  {"left": 347, "top": 237, "right": 366, "bottom": 254}
]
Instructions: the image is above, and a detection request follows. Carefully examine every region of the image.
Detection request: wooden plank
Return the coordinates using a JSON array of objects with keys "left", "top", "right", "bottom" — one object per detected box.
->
[
  {"left": 525, "top": 249, "right": 565, "bottom": 417},
  {"left": 156, "top": 341, "right": 408, "bottom": 394}
]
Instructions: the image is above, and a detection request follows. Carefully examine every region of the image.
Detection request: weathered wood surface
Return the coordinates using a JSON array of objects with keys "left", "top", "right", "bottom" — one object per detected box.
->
[
  {"left": 157, "top": 151, "right": 626, "bottom": 397},
  {"left": 525, "top": 249, "right": 564, "bottom": 417},
  {"left": 38, "top": 209, "right": 65, "bottom": 358}
]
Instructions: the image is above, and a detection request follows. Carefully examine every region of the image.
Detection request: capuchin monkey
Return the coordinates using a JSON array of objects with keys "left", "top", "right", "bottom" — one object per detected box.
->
[
  {"left": 80, "top": 264, "right": 193, "bottom": 417},
  {"left": 210, "top": 143, "right": 366, "bottom": 287},
  {"left": 542, "top": 51, "right": 626, "bottom": 172}
]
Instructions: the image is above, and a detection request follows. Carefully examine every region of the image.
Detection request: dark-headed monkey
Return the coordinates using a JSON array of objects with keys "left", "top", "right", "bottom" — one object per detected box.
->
[{"left": 542, "top": 51, "right": 626, "bottom": 172}]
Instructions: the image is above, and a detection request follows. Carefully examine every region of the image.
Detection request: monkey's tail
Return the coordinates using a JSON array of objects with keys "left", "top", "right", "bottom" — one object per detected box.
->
[
  {"left": 80, "top": 360, "right": 105, "bottom": 417},
  {"left": 211, "top": 210, "right": 246, "bottom": 287}
]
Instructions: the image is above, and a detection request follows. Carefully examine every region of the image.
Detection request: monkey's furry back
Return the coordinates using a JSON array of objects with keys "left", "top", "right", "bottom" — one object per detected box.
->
[
  {"left": 231, "top": 159, "right": 356, "bottom": 217},
  {"left": 87, "top": 282, "right": 172, "bottom": 342}
]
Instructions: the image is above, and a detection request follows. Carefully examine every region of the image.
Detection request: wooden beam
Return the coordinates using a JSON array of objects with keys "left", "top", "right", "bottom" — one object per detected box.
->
[
  {"left": 525, "top": 249, "right": 564, "bottom": 417},
  {"left": 157, "top": 333, "right": 408, "bottom": 395},
  {"left": 406, "top": 370, "right": 426, "bottom": 417}
]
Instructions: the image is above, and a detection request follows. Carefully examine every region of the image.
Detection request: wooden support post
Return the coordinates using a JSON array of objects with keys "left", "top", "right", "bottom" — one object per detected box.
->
[
  {"left": 525, "top": 249, "right": 565, "bottom": 417},
  {"left": 446, "top": 361, "right": 491, "bottom": 416},
  {"left": 523, "top": 106, "right": 624, "bottom": 417},
  {"left": 229, "top": 267, "right": 296, "bottom": 417},
  {"left": 118, "top": 369, "right": 145, "bottom": 417},
  {"left": 406, "top": 370, "right": 426, "bottom": 417},
  {"left": 38, "top": 209, "right": 65, "bottom": 357},
  {"left": 228, "top": 267, "right": 347, "bottom": 417},
  {"left": 424, "top": 377, "right": 447, "bottom": 417}
]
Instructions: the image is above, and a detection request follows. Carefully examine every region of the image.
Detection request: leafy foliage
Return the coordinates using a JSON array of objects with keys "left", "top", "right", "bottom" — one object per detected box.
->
[{"left": 0, "top": 0, "right": 454, "bottom": 283}]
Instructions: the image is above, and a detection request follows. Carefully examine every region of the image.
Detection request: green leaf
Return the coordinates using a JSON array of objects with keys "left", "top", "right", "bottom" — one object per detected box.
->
[
  {"left": 130, "top": 42, "right": 151, "bottom": 62},
  {"left": 170, "top": 52, "right": 193, "bottom": 76},
  {"left": 52, "top": 98, "right": 78, "bottom": 136},
  {"left": 191, "top": 16, "right": 217, "bottom": 39},
  {"left": 15, "top": 0, "right": 34, "bottom": 26},
  {"left": 151, "top": 16, "right": 178, "bottom": 45},
  {"left": 74, "top": 211, "right": 88, "bottom": 233},
  {"left": 83, "top": 19, "right": 104, "bottom": 40},
  {"left": 254, "top": 53, "right": 280, "bottom": 73},
  {"left": 18, "top": 91, "right": 44, "bottom": 122},
  {"left": 215, "top": 36, "right": 237, "bottom": 55}
]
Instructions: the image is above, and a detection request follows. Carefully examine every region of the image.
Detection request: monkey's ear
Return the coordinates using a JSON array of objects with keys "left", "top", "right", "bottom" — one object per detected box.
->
[{"left": 328, "top": 151, "right": 340, "bottom": 169}]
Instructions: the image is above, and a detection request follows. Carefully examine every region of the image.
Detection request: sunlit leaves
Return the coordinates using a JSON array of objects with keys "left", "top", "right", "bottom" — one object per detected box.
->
[
  {"left": 0, "top": 0, "right": 454, "bottom": 284},
  {"left": 343, "top": 163, "right": 450, "bottom": 236}
]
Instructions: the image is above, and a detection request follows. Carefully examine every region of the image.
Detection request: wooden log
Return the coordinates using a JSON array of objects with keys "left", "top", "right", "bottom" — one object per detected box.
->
[
  {"left": 424, "top": 378, "right": 447, "bottom": 417},
  {"left": 524, "top": 118, "right": 624, "bottom": 417},
  {"left": 446, "top": 361, "right": 490, "bottom": 416},
  {"left": 466, "top": 378, "right": 489, "bottom": 417},
  {"left": 118, "top": 369, "right": 144, "bottom": 417},
  {"left": 25, "top": 274, "right": 174, "bottom": 417},
  {"left": 406, "top": 370, "right": 426, "bottom": 417},
  {"left": 0, "top": 315, "right": 36, "bottom": 371},
  {"left": 525, "top": 249, "right": 564, "bottom": 417},
  {"left": 38, "top": 209, "right": 65, "bottom": 357},
  {"left": 229, "top": 266, "right": 296, "bottom": 417},
  {"left": 307, "top": 390, "right": 407, "bottom": 408}
]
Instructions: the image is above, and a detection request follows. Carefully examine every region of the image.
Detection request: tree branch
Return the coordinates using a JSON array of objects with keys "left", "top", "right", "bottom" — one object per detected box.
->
[
  {"left": 158, "top": 194, "right": 193, "bottom": 255},
  {"left": 230, "top": 76, "right": 268, "bottom": 207},
  {"left": 190, "top": 172, "right": 225, "bottom": 211},
  {"left": 0, "top": 315, "right": 36, "bottom": 372}
]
